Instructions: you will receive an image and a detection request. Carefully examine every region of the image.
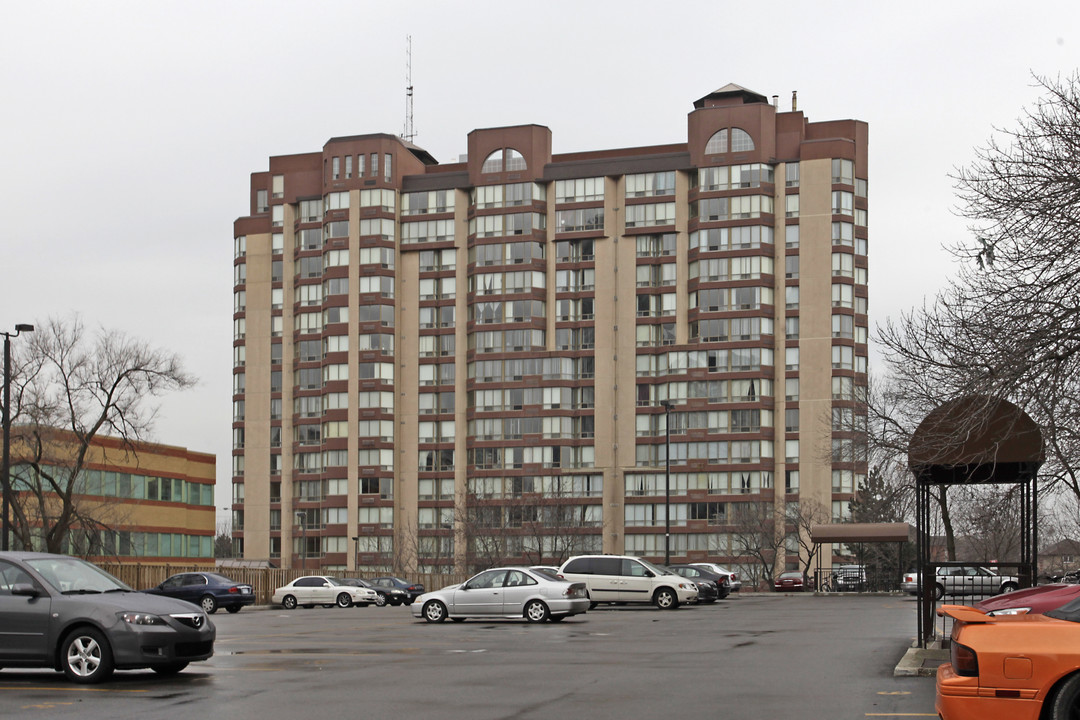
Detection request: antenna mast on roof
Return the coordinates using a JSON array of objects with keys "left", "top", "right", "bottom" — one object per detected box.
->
[{"left": 402, "top": 35, "right": 417, "bottom": 143}]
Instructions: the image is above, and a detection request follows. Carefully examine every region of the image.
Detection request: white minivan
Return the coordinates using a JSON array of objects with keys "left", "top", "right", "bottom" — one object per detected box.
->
[{"left": 558, "top": 555, "right": 698, "bottom": 609}]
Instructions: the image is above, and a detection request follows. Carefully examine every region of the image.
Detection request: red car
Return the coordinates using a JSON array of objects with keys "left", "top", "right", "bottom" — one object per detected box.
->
[
  {"left": 976, "top": 583, "right": 1080, "bottom": 616},
  {"left": 774, "top": 571, "right": 805, "bottom": 592}
]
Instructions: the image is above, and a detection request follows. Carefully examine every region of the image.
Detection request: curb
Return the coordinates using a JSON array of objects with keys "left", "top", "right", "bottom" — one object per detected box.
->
[{"left": 894, "top": 642, "right": 949, "bottom": 677}]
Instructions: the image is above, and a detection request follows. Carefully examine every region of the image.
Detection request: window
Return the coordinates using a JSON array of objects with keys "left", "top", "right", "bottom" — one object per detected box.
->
[
  {"left": 785, "top": 408, "right": 799, "bottom": 432},
  {"left": 832, "top": 314, "right": 854, "bottom": 338},
  {"left": 731, "top": 128, "right": 754, "bottom": 152},
  {"left": 785, "top": 163, "right": 799, "bottom": 187},
  {"left": 785, "top": 255, "right": 799, "bottom": 279},
  {"left": 705, "top": 129, "right": 728, "bottom": 154},
  {"left": 785, "top": 225, "right": 799, "bottom": 248},
  {"left": 625, "top": 172, "right": 676, "bottom": 198},
  {"left": 625, "top": 203, "right": 675, "bottom": 228},
  {"left": 482, "top": 148, "right": 526, "bottom": 173},
  {"left": 555, "top": 208, "right": 603, "bottom": 232},
  {"left": 785, "top": 286, "right": 799, "bottom": 310},
  {"left": 506, "top": 149, "right": 526, "bottom": 171},
  {"left": 554, "top": 177, "right": 603, "bottom": 203},
  {"left": 832, "top": 158, "right": 854, "bottom": 185},
  {"left": 832, "top": 190, "right": 854, "bottom": 216},
  {"left": 785, "top": 194, "right": 799, "bottom": 218},
  {"left": 832, "top": 221, "right": 854, "bottom": 246}
]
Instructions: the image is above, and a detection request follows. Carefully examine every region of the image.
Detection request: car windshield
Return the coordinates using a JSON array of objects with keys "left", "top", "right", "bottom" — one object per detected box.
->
[
  {"left": 27, "top": 556, "right": 131, "bottom": 594},
  {"left": 326, "top": 577, "right": 344, "bottom": 586},
  {"left": 1046, "top": 595, "right": 1080, "bottom": 623}
]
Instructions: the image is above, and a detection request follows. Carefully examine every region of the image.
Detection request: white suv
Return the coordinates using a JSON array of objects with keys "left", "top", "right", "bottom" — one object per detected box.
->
[{"left": 558, "top": 555, "right": 698, "bottom": 609}]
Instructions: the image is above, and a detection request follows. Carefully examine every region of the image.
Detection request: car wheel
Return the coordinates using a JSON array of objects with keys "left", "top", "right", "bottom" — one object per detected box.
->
[
  {"left": 200, "top": 595, "right": 218, "bottom": 614},
  {"left": 932, "top": 584, "right": 945, "bottom": 601},
  {"left": 524, "top": 599, "right": 550, "bottom": 623},
  {"left": 226, "top": 606, "right": 241, "bottom": 614},
  {"left": 422, "top": 600, "right": 448, "bottom": 623},
  {"left": 654, "top": 588, "right": 679, "bottom": 610},
  {"left": 1049, "top": 672, "right": 1080, "bottom": 719},
  {"left": 1000, "top": 582, "right": 1019, "bottom": 593},
  {"left": 335, "top": 593, "right": 354, "bottom": 609},
  {"left": 152, "top": 661, "right": 189, "bottom": 676},
  {"left": 282, "top": 595, "right": 297, "bottom": 610},
  {"left": 374, "top": 595, "right": 387, "bottom": 607},
  {"left": 61, "top": 627, "right": 115, "bottom": 684}
]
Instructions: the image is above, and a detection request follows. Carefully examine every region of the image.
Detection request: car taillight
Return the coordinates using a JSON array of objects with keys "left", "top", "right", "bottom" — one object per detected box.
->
[
  {"left": 228, "top": 587, "right": 240, "bottom": 594},
  {"left": 951, "top": 641, "right": 979, "bottom": 677},
  {"left": 731, "top": 574, "right": 738, "bottom": 582}
]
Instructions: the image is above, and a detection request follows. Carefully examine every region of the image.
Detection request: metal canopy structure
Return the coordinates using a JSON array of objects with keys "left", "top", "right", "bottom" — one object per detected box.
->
[
  {"left": 907, "top": 396, "right": 1044, "bottom": 646},
  {"left": 810, "top": 523, "right": 913, "bottom": 591}
]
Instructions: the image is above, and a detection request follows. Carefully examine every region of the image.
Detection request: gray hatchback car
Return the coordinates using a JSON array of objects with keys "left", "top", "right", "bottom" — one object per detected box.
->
[{"left": 0, "top": 551, "right": 215, "bottom": 683}]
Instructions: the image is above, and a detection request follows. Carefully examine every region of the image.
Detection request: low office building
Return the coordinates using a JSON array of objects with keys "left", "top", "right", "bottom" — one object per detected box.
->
[{"left": 8, "top": 427, "right": 216, "bottom": 565}]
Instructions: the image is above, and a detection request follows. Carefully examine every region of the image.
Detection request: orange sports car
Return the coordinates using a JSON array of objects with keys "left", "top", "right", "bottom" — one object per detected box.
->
[{"left": 936, "top": 600, "right": 1080, "bottom": 720}]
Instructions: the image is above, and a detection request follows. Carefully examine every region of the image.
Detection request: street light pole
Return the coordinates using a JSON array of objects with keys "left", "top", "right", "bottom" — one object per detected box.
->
[
  {"left": 2, "top": 324, "right": 34, "bottom": 552},
  {"left": 296, "top": 511, "right": 306, "bottom": 571},
  {"left": 352, "top": 536, "right": 359, "bottom": 573},
  {"left": 661, "top": 399, "right": 672, "bottom": 565}
]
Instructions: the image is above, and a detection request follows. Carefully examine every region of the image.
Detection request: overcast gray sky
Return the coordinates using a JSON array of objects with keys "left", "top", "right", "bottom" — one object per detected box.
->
[{"left": 1, "top": 0, "right": 1077, "bottom": 518}]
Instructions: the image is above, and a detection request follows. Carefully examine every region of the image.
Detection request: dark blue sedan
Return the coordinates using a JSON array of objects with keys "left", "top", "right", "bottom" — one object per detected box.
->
[
  {"left": 144, "top": 572, "right": 255, "bottom": 614},
  {"left": 369, "top": 576, "right": 425, "bottom": 605}
]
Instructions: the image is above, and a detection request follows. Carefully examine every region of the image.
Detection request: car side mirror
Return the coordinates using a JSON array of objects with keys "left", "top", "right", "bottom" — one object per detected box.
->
[
  {"left": 644, "top": 570, "right": 654, "bottom": 578},
  {"left": 12, "top": 583, "right": 40, "bottom": 598}
]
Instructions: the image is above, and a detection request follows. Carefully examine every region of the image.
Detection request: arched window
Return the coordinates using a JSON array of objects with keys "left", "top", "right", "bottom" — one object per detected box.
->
[
  {"left": 481, "top": 148, "right": 528, "bottom": 173},
  {"left": 481, "top": 150, "right": 503, "bottom": 173},
  {"left": 505, "top": 148, "right": 526, "bottom": 171},
  {"left": 731, "top": 128, "right": 755, "bottom": 152},
  {"left": 705, "top": 129, "right": 728, "bottom": 155}
]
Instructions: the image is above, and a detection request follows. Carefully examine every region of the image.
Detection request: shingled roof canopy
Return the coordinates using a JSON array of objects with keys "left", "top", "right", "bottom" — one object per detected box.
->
[
  {"left": 811, "top": 523, "right": 912, "bottom": 544},
  {"left": 907, "top": 396, "right": 1044, "bottom": 485}
]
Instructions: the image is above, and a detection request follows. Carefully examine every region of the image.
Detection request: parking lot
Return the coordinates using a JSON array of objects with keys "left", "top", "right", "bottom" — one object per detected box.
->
[{"left": 0, "top": 593, "right": 937, "bottom": 719}]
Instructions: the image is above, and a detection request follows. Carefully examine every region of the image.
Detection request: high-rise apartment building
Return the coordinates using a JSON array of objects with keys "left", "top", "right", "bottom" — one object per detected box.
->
[{"left": 231, "top": 84, "right": 868, "bottom": 581}]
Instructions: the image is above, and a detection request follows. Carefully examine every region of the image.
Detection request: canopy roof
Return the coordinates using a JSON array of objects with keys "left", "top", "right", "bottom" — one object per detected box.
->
[{"left": 811, "top": 523, "right": 913, "bottom": 544}]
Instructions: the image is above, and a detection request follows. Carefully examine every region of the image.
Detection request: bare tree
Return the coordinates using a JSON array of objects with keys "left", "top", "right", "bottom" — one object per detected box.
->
[
  {"left": 460, "top": 477, "right": 600, "bottom": 572},
  {"left": 5, "top": 316, "right": 195, "bottom": 553},
  {"left": 729, "top": 500, "right": 784, "bottom": 590},
  {"left": 877, "top": 73, "right": 1080, "bottom": 501},
  {"left": 784, "top": 498, "right": 832, "bottom": 583}
]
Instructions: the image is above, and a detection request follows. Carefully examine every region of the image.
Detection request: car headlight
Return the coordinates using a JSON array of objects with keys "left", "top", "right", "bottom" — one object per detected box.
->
[{"left": 119, "top": 612, "right": 167, "bottom": 626}]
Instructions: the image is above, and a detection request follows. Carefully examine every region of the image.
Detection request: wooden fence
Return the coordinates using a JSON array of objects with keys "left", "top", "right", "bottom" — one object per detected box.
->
[{"left": 99, "top": 563, "right": 469, "bottom": 606}]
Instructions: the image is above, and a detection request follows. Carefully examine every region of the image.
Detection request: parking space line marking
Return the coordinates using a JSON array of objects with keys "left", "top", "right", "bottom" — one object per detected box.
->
[
  {"left": 0, "top": 686, "right": 149, "bottom": 694},
  {"left": 865, "top": 714, "right": 937, "bottom": 717}
]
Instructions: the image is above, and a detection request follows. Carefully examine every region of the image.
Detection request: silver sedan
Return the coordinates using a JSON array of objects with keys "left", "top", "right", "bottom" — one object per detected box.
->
[{"left": 412, "top": 567, "right": 590, "bottom": 623}]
